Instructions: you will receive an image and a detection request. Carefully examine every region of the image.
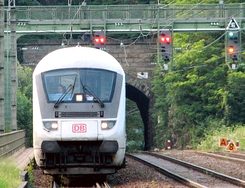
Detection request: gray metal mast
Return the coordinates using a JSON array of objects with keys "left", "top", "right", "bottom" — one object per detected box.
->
[
  {"left": 0, "top": 0, "right": 4, "bottom": 133},
  {"left": 5, "top": 0, "right": 17, "bottom": 131}
]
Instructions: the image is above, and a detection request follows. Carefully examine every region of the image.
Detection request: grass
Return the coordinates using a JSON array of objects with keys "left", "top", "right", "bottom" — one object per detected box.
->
[
  {"left": 0, "top": 158, "right": 21, "bottom": 188},
  {"left": 197, "top": 125, "right": 245, "bottom": 152}
]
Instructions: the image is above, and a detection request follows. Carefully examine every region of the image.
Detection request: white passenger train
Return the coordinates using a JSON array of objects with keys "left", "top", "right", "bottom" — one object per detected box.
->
[{"left": 33, "top": 47, "right": 126, "bottom": 175}]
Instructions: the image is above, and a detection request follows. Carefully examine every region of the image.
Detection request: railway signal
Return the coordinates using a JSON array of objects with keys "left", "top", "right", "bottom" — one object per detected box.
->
[
  {"left": 227, "top": 31, "right": 239, "bottom": 60},
  {"left": 159, "top": 30, "right": 172, "bottom": 63},
  {"left": 226, "top": 18, "right": 241, "bottom": 69},
  {"left": 94, "top": 35, "right": 106, "bottom": 44},
  {"left": 93, "top": 32, "right": 106, "bottom": 50}
]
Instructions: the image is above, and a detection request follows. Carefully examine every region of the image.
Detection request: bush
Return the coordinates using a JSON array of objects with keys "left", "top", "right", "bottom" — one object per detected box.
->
[{"left": 197, "top": 124, "right": 245, "bottom": 152}]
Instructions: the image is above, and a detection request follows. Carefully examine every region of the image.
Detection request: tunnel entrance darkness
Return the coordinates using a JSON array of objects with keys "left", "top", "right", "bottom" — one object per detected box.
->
[{"left": 126, "top": 83, "right": 151, "bottom": 150}]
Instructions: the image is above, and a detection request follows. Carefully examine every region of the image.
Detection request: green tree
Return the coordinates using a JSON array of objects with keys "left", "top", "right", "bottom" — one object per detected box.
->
[
  {"left": 151, "top": 67, "right": 169, "bottom": 147},
  {"left": 17, "top": 91, "right": 32, "bottom": 146},
  {"left": 126, "top": 99, "right": 144, "bottom": 151},
  {"left": 152, "top": 32, "right": 229, "bottom": 148},
  {"left": 17, "top": 64, "right": 33, "bottom": 146},
  {"left": 226, "top": 72, "right": 245, "bottom": 123}
]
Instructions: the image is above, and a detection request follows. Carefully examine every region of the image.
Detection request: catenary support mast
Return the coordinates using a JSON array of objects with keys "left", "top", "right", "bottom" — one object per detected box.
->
[
  {"left": 5, "top": 0, "right": 17, "bottom": 131},
  {"left": 0, "top": 0, "right": 4, "bottom": 133}
]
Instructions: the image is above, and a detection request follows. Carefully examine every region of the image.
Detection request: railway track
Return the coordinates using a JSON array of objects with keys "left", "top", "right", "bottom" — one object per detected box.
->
[
  {"left": 127, "top": 152, "right": 245, "bottom": 188},
  {"left": 197, "top": 151, "right": 245, "bottom": 162},
  {"left": 51, "top": 175, "right": 110, "bottom": 188},
  {"left": 52, "top": 181, "right": 110, "bottom": 188},
  {"left": 33, "top": 156, "right": 185, "bottom": 187}
]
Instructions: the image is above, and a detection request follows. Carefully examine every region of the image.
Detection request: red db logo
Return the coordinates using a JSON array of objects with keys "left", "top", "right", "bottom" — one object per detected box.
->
[{"left": 72, "top": 123, "right": 87, "bottom": 133}]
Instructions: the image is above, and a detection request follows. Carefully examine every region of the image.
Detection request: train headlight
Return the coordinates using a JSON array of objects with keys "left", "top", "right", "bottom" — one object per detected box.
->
[
  {"left": 43, "top": 121, "right": 58, "bottom": 131},
  {"left": 75, "top": 94, "right": 83, "bottom": 102},
  {"left": 101, "top": 121, "right": 116, "bottom": 130}
]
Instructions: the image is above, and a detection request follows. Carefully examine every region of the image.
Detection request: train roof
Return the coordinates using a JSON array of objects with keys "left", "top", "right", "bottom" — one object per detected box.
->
[{"left": 33, "top": 46, "right": 124, "bottom": 75}]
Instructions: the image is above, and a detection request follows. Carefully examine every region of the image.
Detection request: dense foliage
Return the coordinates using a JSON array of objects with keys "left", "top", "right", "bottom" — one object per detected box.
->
[
  {"left": 126, "top": 99, "right": 144, "bottom": 151},
  {"left": 17, "top": 65, "right": 33, "bottom": 146},
  {"left": 152, "top": 30, "right": 245, "bottom": 149},
  {"left": 197, "top": 123, "right": 245, "bottom": 151}
]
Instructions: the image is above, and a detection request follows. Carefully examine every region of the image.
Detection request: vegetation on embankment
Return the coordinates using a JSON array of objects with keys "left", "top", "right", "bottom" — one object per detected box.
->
[
  {"left": 0, "top": 159, "right": 21, "bottom": 187},
  {"left": 197, "top": 124, "right": 245, "bottom": 151}
]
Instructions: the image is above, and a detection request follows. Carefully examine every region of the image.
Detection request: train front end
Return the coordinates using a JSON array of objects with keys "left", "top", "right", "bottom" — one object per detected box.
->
[{"left": 33, "top": 47, "right": 126, "bottom": 175}]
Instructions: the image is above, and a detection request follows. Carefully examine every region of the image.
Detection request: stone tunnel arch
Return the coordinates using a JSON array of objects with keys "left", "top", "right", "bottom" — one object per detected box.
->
[{"left": 126, "top": 83, "right": 152, "bottom": 150}]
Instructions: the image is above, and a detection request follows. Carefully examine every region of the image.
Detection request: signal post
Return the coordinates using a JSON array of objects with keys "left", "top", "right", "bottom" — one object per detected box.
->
[
  {"left": 225, "top": 18, "right": 241, "bottom": 70},
  {"left": 158, "top": 30, "right": 173, "bottom": 71},
  {"left": 93, "top": 31, "right": 106, "bottom": 50}
]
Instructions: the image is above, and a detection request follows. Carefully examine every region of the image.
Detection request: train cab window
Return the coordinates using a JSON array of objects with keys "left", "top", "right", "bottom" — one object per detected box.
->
[
  {"left": 80, "top": 69, "right": 116, "bottom": 102},
  {"left": 42, "top": 69, "right": 116, "bottom": 103},
  {"left": 42, "top": 70, "right": 79, "bottom": 102}
]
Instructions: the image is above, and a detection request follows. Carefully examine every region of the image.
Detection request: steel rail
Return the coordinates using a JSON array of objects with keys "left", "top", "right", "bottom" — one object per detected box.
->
[
  {"left": 196, "top": 151, "right": 245, "bottom": 163},
  {"left": 127, "top": 153, "right": 207, "bottom": 188},
  {"left": 145, "top": 151, "right": 245, "bottom": 188}
]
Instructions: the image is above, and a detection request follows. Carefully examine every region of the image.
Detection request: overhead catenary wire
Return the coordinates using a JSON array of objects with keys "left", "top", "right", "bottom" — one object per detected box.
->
[{"left": 60, "top": 1, "right": 237, "bottom": 71}]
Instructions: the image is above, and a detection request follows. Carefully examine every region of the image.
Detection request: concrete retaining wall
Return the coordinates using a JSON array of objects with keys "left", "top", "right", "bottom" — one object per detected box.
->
[{"left": 0, "top": 130, "right": 25, "bottom": 157}]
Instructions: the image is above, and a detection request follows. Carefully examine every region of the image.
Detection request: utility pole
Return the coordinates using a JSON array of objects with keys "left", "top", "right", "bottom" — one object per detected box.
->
[{"left": 0, "top": 0, "right": 4, "bottom": 133}]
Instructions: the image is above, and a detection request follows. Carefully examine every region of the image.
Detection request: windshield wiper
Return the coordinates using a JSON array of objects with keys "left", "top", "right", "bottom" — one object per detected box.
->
[
  {"left": 83, "top": 85, "right": 105, "bottom": 108},
  {"left": 54, "top": 76, "right": 77, "bottom": 108},
  {"left": 80, "top": 79, "right": 104, "bottom": 108}
]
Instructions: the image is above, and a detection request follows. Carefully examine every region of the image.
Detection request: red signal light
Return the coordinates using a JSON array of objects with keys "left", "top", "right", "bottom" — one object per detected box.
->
[
  {"left": 160, "top": 35, "right": 171, "bottom": 44},
  {"left": 94, "top": 37, "right": 100, "bottom": 44},
  {"left": 93, "top": 36, "right": 106, "bottom": 44},
  {"left": 99, "top": 36, "right": 106, "bottom": 44}
]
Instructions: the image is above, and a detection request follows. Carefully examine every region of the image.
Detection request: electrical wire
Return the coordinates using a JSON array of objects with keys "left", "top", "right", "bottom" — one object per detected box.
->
[
  {"left": 62, "top": 0, "right": 234, "bottom": 71},
  {"left": 203, "top": 32, "right": 226, "bottom": 49}
]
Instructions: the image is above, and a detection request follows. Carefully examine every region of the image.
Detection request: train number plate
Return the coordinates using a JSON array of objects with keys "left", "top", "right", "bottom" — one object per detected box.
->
[{"left": 72, "top": 123, "right": 87, "bottom": 133}]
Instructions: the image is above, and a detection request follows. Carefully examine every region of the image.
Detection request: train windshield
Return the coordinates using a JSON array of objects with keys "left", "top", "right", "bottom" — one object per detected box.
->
[{"left": 42, "top": 69, "right": 116, "bottom": 103}]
